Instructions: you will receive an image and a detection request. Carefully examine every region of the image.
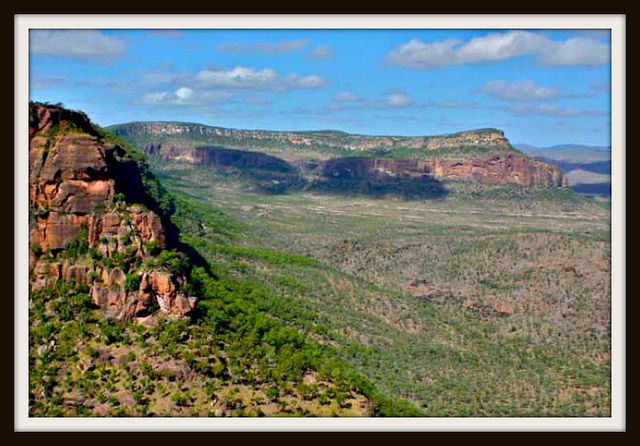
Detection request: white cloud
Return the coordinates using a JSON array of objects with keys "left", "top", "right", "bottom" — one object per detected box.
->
[
  {"left": 140, "top": 87, "right": 236, "bottom": 106},
  {"left": 194, "top": 66, "right": 326, "bottom": 90},
  {"left": 479, "top": 80, "right": 560, "bottom": 101},
  {"left": 175, "top": 87, "right": 194, "bottom": 102},
  {"left": 537, "top": 37, "right": 610, "bottom": 66},
  {"left": 30, "top": 30, "right": 126, "bottom": 63},
  {"left": 386, "top": 93, "right": 413, "bottom": 108},
  {"left": 195, "top": 67, "right": 276, "bottom": 88},
  {"left": 216, "top": 39, "right": 310, "bottom": 54},
  {"left": 287, "top": 73, "right": 325, "bottom": 88},
  {"left": 308, "top": 45, "right": 333, "bottom": 60},
  {"left": 141, "top": 87, "right": 217, "bottom": 105},
  {"left": 386, "top": 31, "right": 610, "bottom": 68}
]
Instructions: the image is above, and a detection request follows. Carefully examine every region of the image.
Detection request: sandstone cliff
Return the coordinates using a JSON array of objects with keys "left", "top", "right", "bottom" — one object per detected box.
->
[
  {"left": 322, "top": 154, "right": 565, "bottom": 188},
  {"left": 110, "top": 122, "right": 512, "bottom": 154},
  {"left": 109, "top": 122, "right": 565, "bottom": 189},
  {"left": 29, "top": 103, "right": 196, "bottom": 320}
]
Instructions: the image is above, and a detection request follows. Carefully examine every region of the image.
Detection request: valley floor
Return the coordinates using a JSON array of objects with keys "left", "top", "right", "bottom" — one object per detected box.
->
[{"left": 156, "top": 164, "right": 612, "bottom": 417}]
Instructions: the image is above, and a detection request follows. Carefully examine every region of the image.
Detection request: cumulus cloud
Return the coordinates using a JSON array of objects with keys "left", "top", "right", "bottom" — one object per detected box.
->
[
  {"left": 30, "top": 30, "right": 126, "bottom": 63},
  {"left": 216, "top": 39, "right": 310, "bottom": 54},
  {"left": 308, "top": 45, "right": 333, "bottom": 60},
  {"left": 479, "top": 80, "right": 560, "bottom": 101},
  {"left": 141, "top": 86, "right": 229, "bottom": 105},
  {"left": 386, "top": 31, "right": 610, "bottom": 68},
  {"left": 537, "top": 37, "right": 610, "bottom": 66},
  {"left": 194, "top": 66, "right": 326, "bottom": 90},
  {"left": 175, "top": 87, "right": 194, "bottom": 102}
]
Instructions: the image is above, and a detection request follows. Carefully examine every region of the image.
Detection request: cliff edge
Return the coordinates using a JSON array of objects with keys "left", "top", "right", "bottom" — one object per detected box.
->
[{"left": 29, "top": 103, "right": 196, "bottom": 320}]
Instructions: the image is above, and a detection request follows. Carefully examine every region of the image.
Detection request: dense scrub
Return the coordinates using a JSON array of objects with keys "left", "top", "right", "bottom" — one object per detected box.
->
[
  {"left": 149, "top": 161, "right": 611, "bottom": 417},
  {"left": 28, "top": 108, "right": 611, "bottom": 417}
]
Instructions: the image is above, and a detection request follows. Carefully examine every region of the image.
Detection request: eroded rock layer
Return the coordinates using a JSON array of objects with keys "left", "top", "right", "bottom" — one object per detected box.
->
[
  {"left": 29, "top": 104, "right": 196, "bottom": 320},
  {"left": 323, "top": 155, "right": 565, "bottom": 187},
  {"left": 111, "top": 122, "right": 565, "bottom": 188}
]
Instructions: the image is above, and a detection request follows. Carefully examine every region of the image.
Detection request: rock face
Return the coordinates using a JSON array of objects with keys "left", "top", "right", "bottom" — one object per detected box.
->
[
  {"left": 29, "top": 103, "right": 196, "bottom": 320},
  {"left": 111, "top": 122, "right": 513, "bottom": 153},
  {"left": 323, "top": 154, "right": 564, "bottom": 187},
  {"left": 431, "top": 154, "right": 564, "bottom": 187},
  {"left": 111, "top": 122, "right": 564, "bottom": 188}
]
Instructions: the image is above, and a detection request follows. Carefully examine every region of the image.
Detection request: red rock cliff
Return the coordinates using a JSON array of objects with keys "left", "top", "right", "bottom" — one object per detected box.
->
[
  {"left": 29, "top": 104, "right": 196, "bottom": 320},
  {"left": 322, "top": 153, "right": 564, "bottom": 188},
  {"left": 112, "top": 122, "right": 563, "bottom": 188}
]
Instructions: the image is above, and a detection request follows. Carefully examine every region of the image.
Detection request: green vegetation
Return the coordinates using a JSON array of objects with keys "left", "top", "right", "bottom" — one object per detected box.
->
[
  {"left": 28, "top": 110, "right": 611, "bottom": 417},
  {"left": 148, "top": 160, "right": 611, "bottom": 417},
  {"left": 62, "top": 229, "right": 89, "bottom": 260},
  {"left": 29, "top": 253, "right": 421, "bottom": 416},
  {"left": 106, "top": 122, "right": 522, "bottom": 164}
]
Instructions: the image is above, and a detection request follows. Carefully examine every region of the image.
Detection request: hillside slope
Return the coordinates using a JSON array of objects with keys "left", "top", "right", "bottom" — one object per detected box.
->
[
  {"left": 28, "top": 102, "right": 418, "bottom": 417},
  {"left": 28, "top": 104, "right": 609, "bottom": 418}
]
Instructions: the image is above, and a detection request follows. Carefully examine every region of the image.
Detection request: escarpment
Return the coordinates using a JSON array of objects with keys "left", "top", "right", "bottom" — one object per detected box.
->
[
  {"left": 110, "top": 122, "right": 565, "bottom": 189},
  {"left": 29, "top": 103, "right": 196, "bottom": 320},
  {"left": 322, "top": 154, "right": 564, "bottom": 187},
  {"left": 111, "top": 122, "right": 512, "bottom": 153}
]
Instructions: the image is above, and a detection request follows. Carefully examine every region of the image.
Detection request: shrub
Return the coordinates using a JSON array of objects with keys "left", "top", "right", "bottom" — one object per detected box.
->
[
  {"left": 99, "top": 320, "right": 125, "bottom": 345},
  {"left": 88, "top": 248, "right": 102, "bottom": 261},
  {"left": 125, "top": 273, "right": 141, "bottom": 292},
  {"left": 171, "top": 392, "right": 190, "bottom": 407},
  {"left": 63, "top": 230, "right": 88, "bottom": 259},
  {"left": 31, "top": 243, "right": 43, "bottom": 257},
  {"left": 120, "top": 234, "right": 131, "bottom": 246},
  {"left": 145, "top": 240, "right": 161, "bottom": 256}
]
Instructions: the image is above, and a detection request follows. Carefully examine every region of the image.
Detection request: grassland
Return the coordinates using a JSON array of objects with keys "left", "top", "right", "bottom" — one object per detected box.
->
[{"left": 150, "top": 161, "right": 611, "bottom": 417}]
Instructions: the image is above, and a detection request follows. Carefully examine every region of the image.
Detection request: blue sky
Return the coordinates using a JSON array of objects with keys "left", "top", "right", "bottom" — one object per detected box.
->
[{"left": 29, "top": 28, "right": 611, "bottom": 146}]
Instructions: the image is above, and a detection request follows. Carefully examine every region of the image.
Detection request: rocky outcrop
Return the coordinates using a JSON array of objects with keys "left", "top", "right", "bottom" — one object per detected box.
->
[
  {"left": 111, "top": 122, "right": 512, "bottom": 154},
  {"left": 321, "top": 153, "right": 564, "bottom": 188},
  {"left": 111, "top": 122, "right": 564, "bottom": 188},
  {"left": 29, "top": 103, "right": 196, "bottom": 320},
  {"left": 432, "top": 154, "right": 564, "bottom": 187}
]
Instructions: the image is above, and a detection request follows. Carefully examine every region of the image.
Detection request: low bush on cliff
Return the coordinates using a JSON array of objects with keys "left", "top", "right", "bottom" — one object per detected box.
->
[{"left": 62, "top": 230, "right": 89, "bottom": 260}]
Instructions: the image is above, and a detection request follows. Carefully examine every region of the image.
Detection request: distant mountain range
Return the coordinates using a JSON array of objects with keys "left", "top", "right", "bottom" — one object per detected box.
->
[{"left": 514, "top": 143, "right": 611, "bottom": 195}]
